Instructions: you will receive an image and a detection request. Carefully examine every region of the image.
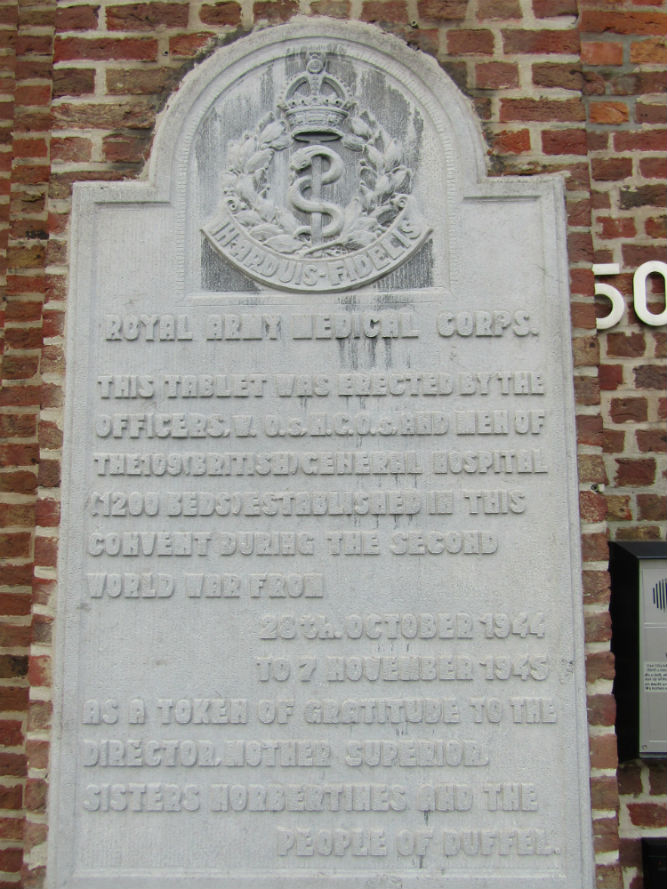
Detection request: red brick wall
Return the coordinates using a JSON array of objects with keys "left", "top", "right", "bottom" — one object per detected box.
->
[{"left": 0, "top": 2, "right": 664, "bottom": 887}]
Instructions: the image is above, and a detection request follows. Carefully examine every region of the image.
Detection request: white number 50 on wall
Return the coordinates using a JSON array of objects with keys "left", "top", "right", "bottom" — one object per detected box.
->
[{"left": 594, "top": 261, "right": 667, "bottom": 330}]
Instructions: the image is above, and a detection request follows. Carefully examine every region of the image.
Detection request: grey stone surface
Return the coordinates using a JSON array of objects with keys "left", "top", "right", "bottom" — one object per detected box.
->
[{"left": 49, "top": 20, "right": 594, "bottom": 888}]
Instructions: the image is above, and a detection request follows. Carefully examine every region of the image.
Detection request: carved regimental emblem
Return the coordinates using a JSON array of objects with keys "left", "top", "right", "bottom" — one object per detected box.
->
[{"left": 203, "top": 53, "right": 431, "bottom": 292}]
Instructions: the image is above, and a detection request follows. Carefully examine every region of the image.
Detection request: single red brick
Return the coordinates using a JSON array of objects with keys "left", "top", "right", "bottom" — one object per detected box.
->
[
  {"left": 500, "top": 98, "right": 584, "bottom": 122},
  {"left": 53, "top": 102, "right": 155, "bottom": 130},
  {"left": 103, "top": 132, "right": 151, "bottom": 163},
  {"left": 15, "top": 59, "right": 51, "bottom": 81},
  {"left": 594, "top": 832, "right": 620, "bottom": 855},
  {"left": 637, "top": 102, "right": 667, "bottom": 124},
  {"left": 0, "top": 655, "right": 29, "bottom": 680},
  {"left": 492, "top": 128, "right": 531, "bottom": 153},
  {"left": 27, "top": 655, "right": 51, "bottom": 688},
  {"left": 627, "top": 802, "right": 667, "bottom": 828},
  {"left": 0, "top": 413, "right": 37, "bottom": 438},
  {"left": 607, "top": 495, "right": 631, "bottom": 521},
  {"left": 591, "top": 158, "right": 632, "bottom": 182},
  {"left": 579, "top": 10, "right": 667, "bottom": 37},
  {"left": 170, "top": 32, "right": 214, "bottom": 56},
  {"left": 106, "top": 67, "right": 177, "bottom": 94},
  {"left": 37, "top": 420, "right": 62, "bottom": 451},
  {"left": 0, "top": 785, "right": 22, "bottom": 810},
  {"left": 199, "top": 3, "right": 242, "bottom": 26},
  {"left": 652, "top": 330, "right": 666, "bottom": 359},
  {"left": 625, "top": 243, "right": 667, "bottom": 268},
  {"left": 590, "top": 774, "right": 619, "bottom": 809},
  {"left": 580, "top": 41, "right": 623, "bottom": 66},
  {"left": 34, "top": 498, "right": 59, "bottom": 529},
  {"left": 574, "top": 375, "right": 600, "bottom": 405},
  {"left": 12, "top": 138, "right": 48, "bottom": 158},
  {"left": 24, "top": 777, "right": 47, "bottom": 813},
  {"left": 0, "top": 593, "right": 31, "bottom": 615},
  {"left": 579, "top": 490, "right": 607, "bottom": 523},
  {"left": 52, "top": 67, "right": 95, "bottom": 98},
  {"left": 586, "top": 650, "right": 615, "bottom": 682},
  {"left": 37, "top": 459, "right": 61, "bottom": 488},
  {"left": 2, "top": 355, "right": 40, "bottom": 380},
  {"left": 417, "top": 0, "right": 468, "bottom": 22},
  {"left": 576, "top": 414, "right": 602, "bottom": 447},
  {"left": 26, "top": 701, "right": 52, "bottom": 734},
  {"left": 571, "top": 270, "right": 595, "bottom": 301},
  {"left": 532, "top": 61, "right": 583, "bottom": 90},
  {"left": 34, "top": 535, "right": 59, "bottom": 567},
  {"left": 18, "top": 6, "right": 54, "bottom": 27},
  {"left": 615, "top": 525, "right": 663, "bottom": 542},
  {"left": 646, "top": 216, "right": 667, "bottom": 239},
  {"left": 578, "top": 454, "right": 608, "bottom": 484},
  {"left": 253, "top": 0, "right": 299, "bottom": 22},
  {"left": 310, "top": 0, "right": 351, "bottom": 17},
  {"left": 0, "top": 848, "right": 22, "bottom": 872},
  {"left": 51, "top": 136, "right": 92, "bottom": 163},
  {"left": 0, "top": 471, "right": 37, "bottom": 495},
  {"left": 637, "top": 493, "right": 667, "bottom": 520},
  {"left": 26, "top": 739, "right": 49, "bottom": 771},
  {"left": 589, "top": 102, "right": 629, "bottom": 125},
  {"left": 591, "top": 191, "right": 611, "bottom": 211},
  {"left": 54, "top": 36, "right": 158, "bottom": 62},
  {"left": 598, "top": 217, "right": 636, "bottom": 239},
  {"left": 598, "top": 364, "right": 623, "bottom": 390},
  {"left": 502, "top": 28, "right": 579, "bottom": 55},
  {"left": 587, "top": 131, "right": 608, "bottom": 151},
  {"left": 585, "top": 611, "right": 611, "bottom": 644},
  {"left": 582, "top": 532, "right": 609, "bottom": 563},
  {"left": 615, "top": 458, "right": 656, "bottom": 486},
  {"left": 31, "top": 615, "right": 53, "bottom": 647},
  {"left": 568, "top": 231, "right": 594, "bottom": 262},
  {"left": 107, "top": 3, "right": 189, "bottom": 30},
  {"left": 614, "top": 129, "right": 666, "bottom": 152},
  {"left": 636, "top": 428, "right": 666, "bottom": 452},
  {"left": 0, "top": 532, "right": 32, "bottom": 559},
  {"left": 598, "top": 424, "right": 625, "bottom": 451},
  {"left": 582, "top": 569, "right": 610, "bottom": 602},
  {"left": 475, "top": 61, "right": 518, "bottom": 89},
  {"left": 55, "top": 4, "right": 99, "bottom": 31},
  {"left": 620, "top": 185, "right": 665, "bottom": 210},
  {"left": 606, "top": 332, "right": 645, "bottom": 357},
  {"left": 0, "top": 817, "right": 24, "bottom": 841},
  {"left": 630, "top": 37, "right": 667, "bottom": 65},
  {"left": 610, "top": 397, "right": 648, "bottom": 424},
  {"left": 477, "top": 0, "right": 519, "bottom": 19},
  {"left": 648, "top": 767, "right": 667, "bottom": 796},
  {"left": 533, "top": 0, "right": 576, "bottom": 17},
  {"left": 608, "top": 70, "right": 666, "bottom": 97},
  {"left": 567, "top": 197, "right": 591, "bottom": 227},
  {"left": 0, "top": 502, "right": 34, "bottom": 527},
  {"left": 572, "top": 335, "right": 598, "bottom": 366},
  {"left": 447, "top": 29, "right": 494, "bottom": 55},
  {"left": 16, "top": 35, "right": 53, "bottom": 55}
]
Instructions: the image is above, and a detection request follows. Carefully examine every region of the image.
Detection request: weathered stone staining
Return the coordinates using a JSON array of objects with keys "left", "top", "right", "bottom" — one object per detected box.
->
[{"left": 51, "top": 20, "right": 594, "bottom": 889}]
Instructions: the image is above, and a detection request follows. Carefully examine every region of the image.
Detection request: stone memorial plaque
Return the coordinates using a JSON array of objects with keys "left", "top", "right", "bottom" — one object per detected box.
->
[{"left": 50, "top": 21, "right": 594, "bottom": 888}]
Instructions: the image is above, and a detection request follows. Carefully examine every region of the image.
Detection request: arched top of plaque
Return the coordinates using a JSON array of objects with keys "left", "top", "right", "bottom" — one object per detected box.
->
[
  {"left": 146, "top": 19, "right": 489, "bottom": 294},
  {"left": 75, "top": 20, "right": 562, "bottom": 298}
]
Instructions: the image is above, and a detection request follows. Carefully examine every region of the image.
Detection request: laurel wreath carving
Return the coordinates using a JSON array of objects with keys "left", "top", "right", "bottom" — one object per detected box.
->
[{"left": 219, "top": 111, "right": 413, "bottom": 257}]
